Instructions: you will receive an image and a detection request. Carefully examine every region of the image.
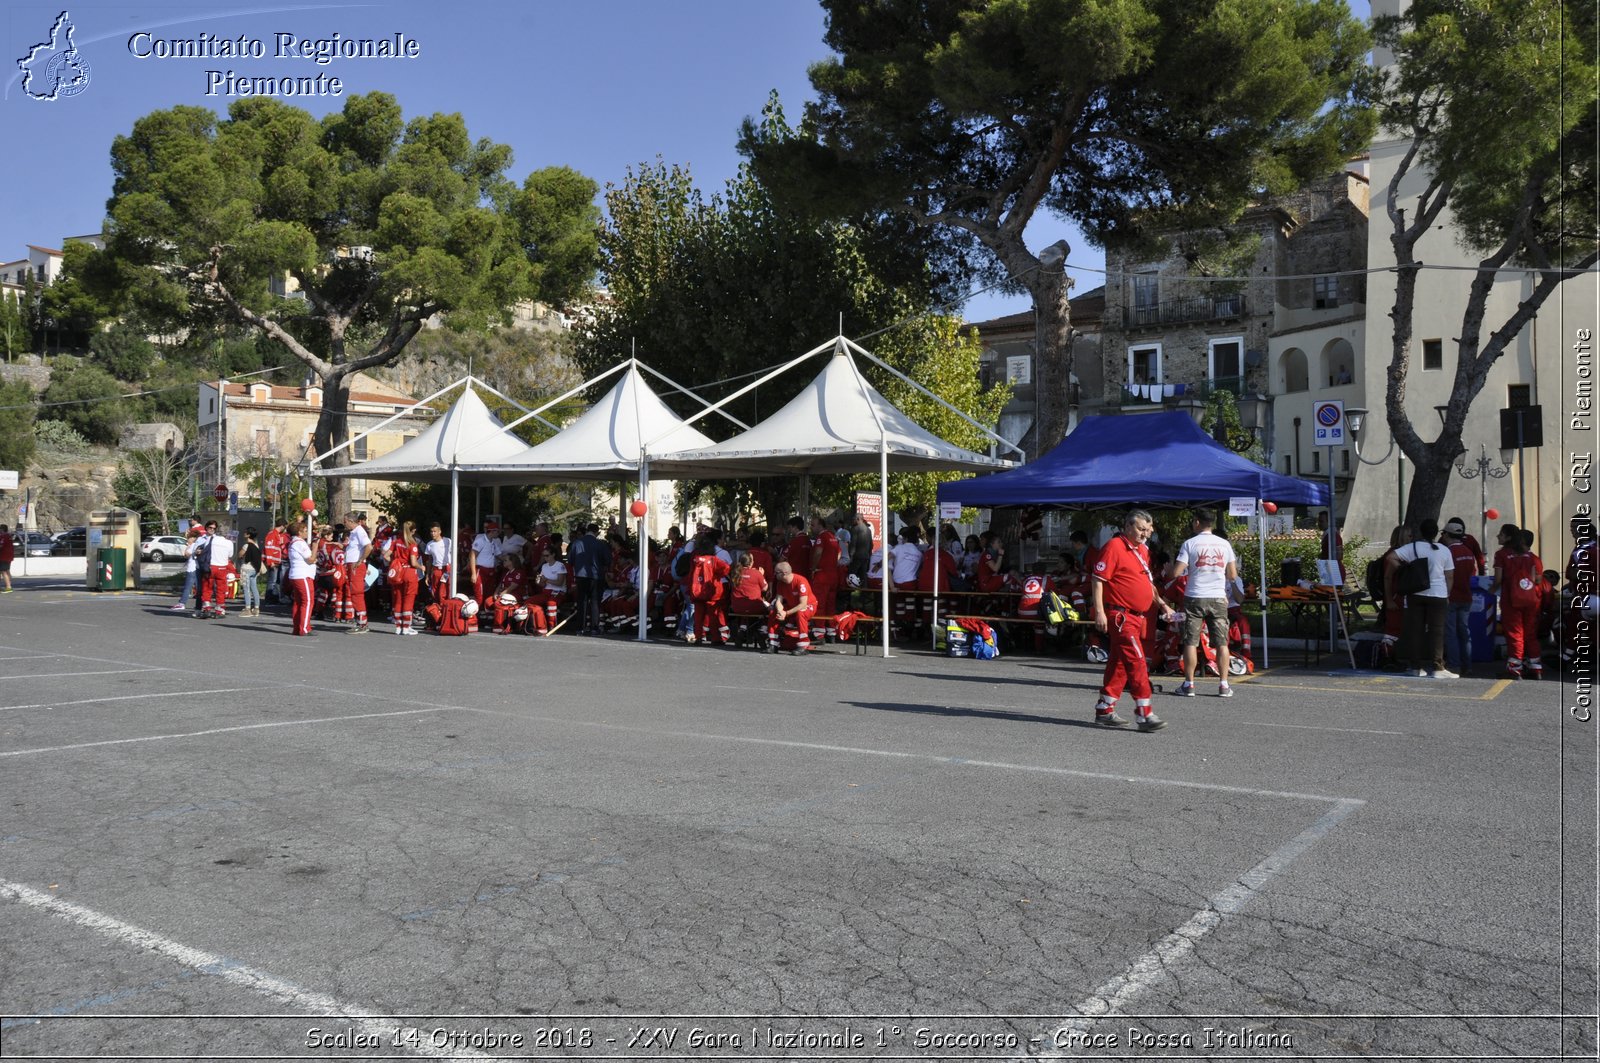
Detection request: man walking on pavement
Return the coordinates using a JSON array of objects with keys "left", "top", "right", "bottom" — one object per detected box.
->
[
  {"left": 1169, "top": 508, "right": 1240, "bottom": 697},
  {"left": 1089, "top": 509, "right": 1177, "bottom": 731}
]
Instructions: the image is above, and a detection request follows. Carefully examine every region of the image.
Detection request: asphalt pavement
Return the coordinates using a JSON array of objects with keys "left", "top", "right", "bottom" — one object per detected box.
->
[{"left": 0, "top": 580, "right": 1594, "bottom": 1061}]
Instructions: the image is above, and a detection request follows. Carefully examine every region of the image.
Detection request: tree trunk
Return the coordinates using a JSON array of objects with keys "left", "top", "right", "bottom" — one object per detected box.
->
[
  {"left": 1031, "top": 270, "right": 1073, "bottom": 455},
  {"left": 312, "top": 373, "right": 354, "bottom": 519}
]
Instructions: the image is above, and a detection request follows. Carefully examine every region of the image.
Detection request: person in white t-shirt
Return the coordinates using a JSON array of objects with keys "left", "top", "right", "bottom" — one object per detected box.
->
[
  {"left": 423, "top": 523, "right": 453, "bottom": 602},
  {"left": 342, "top": 512, "right": 374, "bottom": 634},
  {"left": 201, "top": 521, "right": 235, "bottom": 619},
  {"left": 285, "top": 520, "right": 317, "bottom": 635},
  {"left": 1169, "top": 509, "right": 1240, "bottom": 697},
  {"left": 471, "top": 523, "right": 502, "bottom": 609}
]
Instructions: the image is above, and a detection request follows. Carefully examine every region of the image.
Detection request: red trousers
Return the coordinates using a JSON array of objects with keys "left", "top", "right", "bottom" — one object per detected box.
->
[
  {"left": 476, "top": 566, "right": 497, "bottom": 607},
  {"left": 391, "top": 571, "right": 418, "bottom": 631},
  {"left": 694, "top": 593, "right": 729, "bottom": 643},
  {"left": 524, "top": 589, "right": 563, "bottom": 629},
  {"left": 288, "top": 576, "right": 314, "bottom": 635},
  {"left": 208, "top": 566, "right": 230, "bottom": 612},
  {"left": 1098, "top": 608, "right": 1153, "bottom": 711},
  {"left": 345, "top": 563, "right": 368, "bottom": 624},
  {"left": 1501, "top": 600, "right": 1542, "bottom": 671},
  {"left": 768, "top": 607, "right": 815, "bottom": 651}
]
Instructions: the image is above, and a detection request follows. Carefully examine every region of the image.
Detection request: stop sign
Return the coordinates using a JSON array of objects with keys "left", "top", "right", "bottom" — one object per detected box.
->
[{"left": 213, "top": 483, "right": 228, "bottom": 503}]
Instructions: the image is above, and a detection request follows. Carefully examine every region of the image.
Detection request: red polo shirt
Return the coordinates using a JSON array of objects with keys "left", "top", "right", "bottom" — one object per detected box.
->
[{"left": 1092, "top": 534, "right": 1155, "bottom": 612}]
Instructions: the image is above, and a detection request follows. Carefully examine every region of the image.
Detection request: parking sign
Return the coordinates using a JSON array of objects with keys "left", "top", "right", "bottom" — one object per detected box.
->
[{"left": 1312, "top": 400, "right": 1345, "bottom": 446}]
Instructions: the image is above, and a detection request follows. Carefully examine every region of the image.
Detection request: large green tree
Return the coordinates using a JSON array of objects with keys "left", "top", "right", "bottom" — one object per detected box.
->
[
  {"left": 741, "top": 0, "right": 1374, "bottom": 452},
  {"left": 90, "top": 93, "right": 600, "bottom": 515},
  {"left": 578, "top": 152, "right": 1003, "bottom": 526},
  {"left": 1375, "top": 0, "right": 1598, "bottom": 524},
  {"left": 38, "top": 360, "right": 134, "bottom": 445},
  {"left": 0, "top": 378, "right": 38, "bottom": 472}
]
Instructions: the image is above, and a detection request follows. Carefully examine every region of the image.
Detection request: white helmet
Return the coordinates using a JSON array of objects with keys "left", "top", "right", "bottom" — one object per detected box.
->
[
  {"left": 512, "top": 605, "right": 530, "bottom": 622},
  {"left": 453, "top": 592, "right": 471, "bottom": 603},
  {"left": 498, "top": 592, "right": 518, "bottom": 607},
  {"left": 460, "top": 599, "right": 480, "bottom": 618},
  {"left": 847, "top": 573, "right": 861, "bottom": 588}
]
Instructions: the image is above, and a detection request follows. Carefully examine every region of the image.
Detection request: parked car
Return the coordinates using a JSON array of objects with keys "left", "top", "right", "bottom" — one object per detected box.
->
[
  {"left": 140, "top": 535, "right": 191, "bottom": 563},
  {"left": 50, "top": 528, "right": 89, "bottom": 556},
  {"left": 16, "top": 532, "right": 54, "bottom": 557}
]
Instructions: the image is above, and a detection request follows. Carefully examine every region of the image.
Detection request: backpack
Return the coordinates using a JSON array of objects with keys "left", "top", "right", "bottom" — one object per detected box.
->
[
  {"left": 690, "top": 556, "right": 716, "bottom": 601},
  {"left": 672, "top": 550, "right": 694, "bottom": 581},
  {"left": 1364, "top": 556, "right": 1387, "bottom": 602},
  {"left": 435, "top": 597, "right": 469, "bottom": 636}
]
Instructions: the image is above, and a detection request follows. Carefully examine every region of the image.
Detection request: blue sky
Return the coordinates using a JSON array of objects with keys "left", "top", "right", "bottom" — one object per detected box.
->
[{"left": 3, "top": 0, "right": 1370, "bottom": 330}]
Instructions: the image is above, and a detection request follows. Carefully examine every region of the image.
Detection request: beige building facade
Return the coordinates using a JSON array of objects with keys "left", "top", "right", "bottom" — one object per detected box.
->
[{"left": 197, "top": 374, "right": 435, "bottom": 510}]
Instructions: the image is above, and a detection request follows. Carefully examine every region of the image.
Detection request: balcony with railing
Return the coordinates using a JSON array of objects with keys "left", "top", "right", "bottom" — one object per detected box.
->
[
  {"left": 1123, "top": 293, "right": 1246, "bottom": 330},
  {"left": 1118, "top": 375, "right": 1246, "bottom": 407}
]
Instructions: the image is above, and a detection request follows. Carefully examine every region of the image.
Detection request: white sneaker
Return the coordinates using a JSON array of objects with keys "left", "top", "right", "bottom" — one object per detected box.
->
[
  {"left": 1218, "top": 682, "right": 1234, "bottom": 698},
  {"left": 1430, "top": 668, "right": 1460, "bottom": 679},
  {"left": 1412, "top": 669, "right": 1428, "bottom": 677}
]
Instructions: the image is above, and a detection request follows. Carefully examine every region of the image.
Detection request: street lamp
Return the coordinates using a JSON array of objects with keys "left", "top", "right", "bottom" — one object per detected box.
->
[{"left": 1454, "top": 443, "right": 1511, "bottom": 547}]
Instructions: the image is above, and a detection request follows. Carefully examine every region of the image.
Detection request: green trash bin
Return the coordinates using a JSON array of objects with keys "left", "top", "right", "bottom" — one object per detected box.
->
[{"left": 96, "top": 547, "right": 126, "bottom": 591}]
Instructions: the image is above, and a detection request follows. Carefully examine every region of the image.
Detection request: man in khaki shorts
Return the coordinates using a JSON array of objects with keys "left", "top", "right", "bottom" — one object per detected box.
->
[{"left": 1169, "top": 508, "right": 1240, "bottom": 697}]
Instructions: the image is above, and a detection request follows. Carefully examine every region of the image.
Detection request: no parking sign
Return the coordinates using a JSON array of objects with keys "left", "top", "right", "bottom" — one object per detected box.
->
[{"left": 1312, "top": 400, "right": 1345, "bottom": 446}]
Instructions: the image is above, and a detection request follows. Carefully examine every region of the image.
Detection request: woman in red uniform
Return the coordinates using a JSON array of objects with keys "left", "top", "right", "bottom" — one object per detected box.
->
[
  {"left": 1492, "top": 524, "right": 1545, "bottom": 679},
  {"left": 386, "top": 520, "right": 422, "bottom": 635}
]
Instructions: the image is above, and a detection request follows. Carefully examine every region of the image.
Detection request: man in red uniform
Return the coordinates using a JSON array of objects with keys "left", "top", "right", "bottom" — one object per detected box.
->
[
  {"left": 767, "top": 561, "right": 815, "bottom": 655},
  {"left": 0, "top": 523, "right": 13, "bottom": 594},
  {"left": 782, "top": 516, "right": 813, "bottom": 580},
  {"left": 690, "top": 542, "right": 733, "bottom": 645},
  {"left": 744, "top": 529, "right": 776, "bottom": 586},
  {"left": 262, "top": 522, "right": 287, "bottom": 604},
  {"left": 1492, "top": 523, "right": 1545, "bottom": 679},
  {"left": 808, "top": 515, "right": 842, "bottom": 641},
  {"left": 1089, "top": 509, "right": 1176, "bottom": 731}
]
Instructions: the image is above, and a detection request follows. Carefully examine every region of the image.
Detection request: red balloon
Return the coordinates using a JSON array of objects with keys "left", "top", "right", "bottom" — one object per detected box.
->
[
  {"left": 1262, "top": 502, "right": 1278, "bottom": 514},
  {"left": 629, "top": 500, "right": 648, "bottom": 519},
  {"left": 300, "top": 497, "right": 316, "bottom": 513},
  {"left": 1485, "top": 507, "right": 1500, "bottom": 520}
]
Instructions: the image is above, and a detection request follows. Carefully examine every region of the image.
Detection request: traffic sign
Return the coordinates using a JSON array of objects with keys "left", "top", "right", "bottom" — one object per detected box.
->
[
  {"left": 1312, "top": 400, "right": 1345, "bottom": 446},
  {"left": 213, "top": 483, "right": 228, "bottom": 503}
]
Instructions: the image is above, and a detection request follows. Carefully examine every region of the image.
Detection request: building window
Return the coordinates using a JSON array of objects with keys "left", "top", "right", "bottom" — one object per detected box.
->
[
  {"left": 1208, "top": 338, "right": 1243, "bottom": 388},
  {"left": 1131, "top": 274, "right": 1159, "bottom": 326},
  {"left": 1284, "top": 456, "right": 1293, "bottom": 475},
  {"left": 1508, "top": 384, "right": 1532, "bottom": 407},
  {"left": 1312, "top": 450, "right": 1321, "bottom": 473},
  {"left": 353, "top": 436, "right": 368, "bottom": 461},
  {"left": 1127, "top": 345, "right": 1162, "bottom": 386},
  {"left": 1313, "top": 275, "right": 1339, "bottom": 309},
  {"left": 1422, "top": 338, "right": 1443, "bottom": 371},
  {"left": 1342, "top": 449, "right": 1350, "bottom": 472},
  {"left": 253, "top": 428, "right": 272, "bottom": 454}
]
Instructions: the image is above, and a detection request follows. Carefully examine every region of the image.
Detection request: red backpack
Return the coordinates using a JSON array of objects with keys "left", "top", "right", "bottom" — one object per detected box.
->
[
  {"left": 690, "top": 555, "right": 718, "bottom": 602},
  {"left": 435, "top": 597, "right": 470, "bottom": 636},
  {"left": 1501, "top": 552, "right": 1544, "bottom": 608}
]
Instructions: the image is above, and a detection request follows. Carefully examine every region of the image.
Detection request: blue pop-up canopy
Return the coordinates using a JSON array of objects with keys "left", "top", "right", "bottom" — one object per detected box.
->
[{"left": 937, "top": 411, "right": 1330, "bottom": 508}]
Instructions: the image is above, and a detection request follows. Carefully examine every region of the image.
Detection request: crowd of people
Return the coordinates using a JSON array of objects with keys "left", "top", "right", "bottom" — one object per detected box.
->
[
  {"left": 1368, "top": 516, "right": 1596, "bottom": 680},
  {"left": 150, "top": 506, "right": 1593, "bottom": 707}
]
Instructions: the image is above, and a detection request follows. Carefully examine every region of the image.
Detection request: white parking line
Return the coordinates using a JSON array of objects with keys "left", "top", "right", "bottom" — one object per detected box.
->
[
  {"left": 0, "top": 688, "right": 279, "bottom": 713},
  {"left": 1045, "top": 797, "right": 1366, "bottom": 1055},
  {"left": 0, "top": 655, "right": 64, "bottom": 661},
  {"left": 0, "top": 879, "right": 513, "bottom": 1061},
  {"left": 0, "top": 669, "right": 167, "bottom": 680},
  {"left": 0, "top": 707, "right": 449, "bottom": 757}
]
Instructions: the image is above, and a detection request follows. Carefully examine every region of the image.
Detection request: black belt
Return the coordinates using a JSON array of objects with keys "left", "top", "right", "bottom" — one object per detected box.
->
[{"left": 1105, "top": 604, "right": 1131, "bottom": 614}]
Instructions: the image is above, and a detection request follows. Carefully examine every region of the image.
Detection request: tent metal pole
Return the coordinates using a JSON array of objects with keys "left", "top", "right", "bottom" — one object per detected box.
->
[
  {"left": 1259, "top": 500, "right": 1269, "bottom": 670},
  {"left": 449, "top": 467, "right": 460, "bottom": 597},
  {"left": 881, "top": 441, "right": 891, "bottom": 658},
  {"left": 637, "top": 457, "right": 650, "bottom": 642},
  {"left": 931, "top": 524, "right": 941, "bottom": 651},
  {"left": 800, "top": 475, "right": 809, "bottom": 518}
]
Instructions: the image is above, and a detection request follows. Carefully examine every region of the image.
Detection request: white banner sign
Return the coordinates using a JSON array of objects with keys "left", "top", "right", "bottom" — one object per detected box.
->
[
  {"left": 1228, "top": 496, "right": 1257, "bottom": 517},
  {"left": 0, "top": 470, "right": 17, "bottom": 490},
  {"left": 939, "top": 501, "right": 962, "bottom": 522}
]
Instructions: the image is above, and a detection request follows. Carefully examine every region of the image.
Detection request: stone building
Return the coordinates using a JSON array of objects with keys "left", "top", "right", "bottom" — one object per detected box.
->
[{"left": 1096, "top": 170, "right": 1369, "bottom": 447}]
